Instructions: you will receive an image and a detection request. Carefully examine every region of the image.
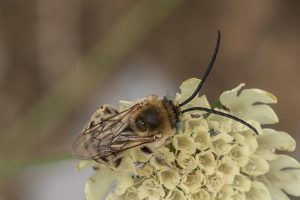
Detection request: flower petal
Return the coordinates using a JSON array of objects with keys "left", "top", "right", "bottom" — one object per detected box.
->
[
  {"left": 128, "top": 147, "right": 151, "bottom": 163},
  {"left": 77, "top": 160, "right": 101, "bottom": 172},
  {"left": 165, "top": 188, "right": 186, "bottom": 200},
  {"left": 243, "top": 133, "right": 258, "bottom": 154},
  {"left": 177, "top": 78, "right": 201, "bottom": 98},
  {"left": 136, "top": 163, "right": 154, "bottom": 178},
  {"left": 232, "top": 192, "right": 246, "bottom": 200},
  {"left": 216, "top": 185, "right": 234, "bottom": 200},
  {"left": 212, "top": 137, "right": 232, "bottom": 156},
  {"left": 118, "top": 100, "right": 134, "bottom": 111},
  {"left": 220, "top": 84, "right": 278, "bottom": 124},
  {"left": 180, "top": 171, "right": 204, "bottom": 193},
  {"left": 245, "top": 181, "right": 271, "bottom": 200},
  {"left": 265, "top": 155, "right": 300, "bottom": 197},
  {"left": 158, "top": 169, "right": 180, "bottom": 190},
  {"left": 190, "top": 189, "right": 210, "bottom": 200},
  {"left": 115, "top": 155, "right": 136, "bottom": 174},
  {"left": 242, "top": 155, "right": 269, "bottom": 176},
  {"left": 85, "top": 166, "right": 134, "bottom": 200},
  {"left": 232, "top": 174, "right": 251, "bottom": 192},
  {"left": 206, "top": 171, "right": 226, "bottom": 192},
  {"left": 175, "top": 78, "right": 211, "bottom": 111},
  {"left": 196, "top": 151, "right": 216, "bottom": 175},
  {"left": 138, "top": 179, "right": 165, "bottom": 200},
  {"left": 106, "top": 193, "right": 125, "bottom": 200},
  {"left": 256, "top": 129, "right": 296, "bottom": 160},
  {"left": 188, "top": 117, "right": 209, "bottom": 129},
  {"left": 172, "top": 134, "right": 196, "bottom": 154},
  {"left": 229, "top": 144, "right": 250, "bottom": 167},
  {"left": 263, "top": 186, "right": 290, "bottom": 200},
  {"left": 207, "top": 110, "right": 233, "bottom": 133},
  {"left": 85, "top": 168, "right": 116, "bottom": 200},
  {"left": 155, "top": 146, "right": 176, "bottom": 163},
  {"left": 217, "top": 157, "right": 239, "bottom": 184},
  {"left": 176, "top": 151, "right": 198, "bottom": 171},
  {"left": 124, "top": 188, "right": 140, "bottom": 200},
  {"left": 191, "top": 126, "right": 211, "bottom": 150}
]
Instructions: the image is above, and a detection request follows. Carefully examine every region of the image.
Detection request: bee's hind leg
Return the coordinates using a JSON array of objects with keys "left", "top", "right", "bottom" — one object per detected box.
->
[{"left": 112, "top": 157, "right": 123, "bottom": 168}]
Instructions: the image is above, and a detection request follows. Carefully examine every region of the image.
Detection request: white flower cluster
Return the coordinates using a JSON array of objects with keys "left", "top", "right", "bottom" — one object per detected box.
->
[{"left": 78, "top": 78, "right": 300, "bottom": 200}]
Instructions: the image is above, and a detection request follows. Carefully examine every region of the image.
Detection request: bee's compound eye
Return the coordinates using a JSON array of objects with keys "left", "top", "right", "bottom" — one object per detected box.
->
[{"left": 136, "top": 117, "right": 147, "bottom": 132}]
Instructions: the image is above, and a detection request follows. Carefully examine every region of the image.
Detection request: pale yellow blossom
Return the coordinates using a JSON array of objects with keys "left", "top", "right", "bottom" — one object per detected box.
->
[
  {"left": 180, "top": 170, "right": 204, "bottom": 193},
  {"left": 220, "top": 83, "right": 278, "bottom": 124},
  {"left": 137, "top": 179, "right": 165, "bottom": 200},
  {"left": 215, "top": 185, "right": 234, "bottom": 200},
  {"left": 217, "top": 157, "right": 239, "bottom": 184},
  {"left": 191, "top": 126, "right": 211, "bottom": 150},
  {"left": 206, "top": 171, "right": 226, "bottom": 192},
  {"left": 242, "top": 154, "right": 269, "bottom": 176},
  {"left": 258, "top": 155, "right": 300, "bottom": 200},
  {"left": 172, "top": 134, "right": 196, "bottom": 154},
  {"left": 232, "top": 192, "right": 246, "bottom": 200},
  {"left": 190, "top": 189, "right": 210, "bottom": 200},
  {"left": 256, "top": 128, "right": 296, "bottom": 161},
  {"left": 176, "top": 151, "right": 198, "bottom": 171},
  {"left": 165, "top": 188, "right": 186, "bottom": 200},
  {"left": 245, "top": 181, "right": 271, "bottom": 200},
  {"left": 175, "top": 78, "right": 211, "bottom": 112},
  {"left": 229, "top": 143, "right": 250, "bottom": 167},
  {"left": 212, "top": 137, "right": 233, "bottom": 155},
  {"left": 85, "top": 167, "right": 133, "bottom": 200},
  {"left": 196, "top": 151, "right": 216, "bottom": 175},
  {"left": 232, "top": 174, "right": 251, "bottom": 192},
  {"left": 79, "top": 78, "right": 300, "bottom": 200},
  {"left": 136, "top": 163, "right": 154, "bottom": 178},
  {"left": 158, "top": 169, "right": 180, "bottom": 190},
  {"left": 128, "top": 148, "right": 151, "bottom": 163}
]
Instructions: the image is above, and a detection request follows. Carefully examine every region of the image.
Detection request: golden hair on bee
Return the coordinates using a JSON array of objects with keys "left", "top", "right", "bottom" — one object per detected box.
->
[
  {"left": 71, "top": 30, "right": 258, "bottom": 167},
  {"left": 129, "top": 95, "right": 178, "bottom": 149}
]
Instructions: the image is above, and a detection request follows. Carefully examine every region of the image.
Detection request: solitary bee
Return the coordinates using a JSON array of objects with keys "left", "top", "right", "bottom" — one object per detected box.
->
[{"left": 71, "top": 31, "right": 257, "bottom": 167}]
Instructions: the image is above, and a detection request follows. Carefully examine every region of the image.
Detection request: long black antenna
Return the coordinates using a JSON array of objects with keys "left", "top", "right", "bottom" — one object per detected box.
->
[
  {"left": 181, "top": 107, "right": 258, "bottom": 135},
  {"left": 177, "top": 30, "right": 258, "bottom": 135},
  {"left": 178, "top": 30, "right": 221, "bottom": 108}
]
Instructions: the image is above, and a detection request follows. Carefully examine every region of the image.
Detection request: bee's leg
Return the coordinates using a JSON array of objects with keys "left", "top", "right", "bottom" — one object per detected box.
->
[
  {"left": 84, "top": 105, "right": 119, "bottom": 130},
  {"left": 112, "top": 157, "right": 123, "bottom": 168},
  {"left": 100, "top": 105, "right": 119, "bottom": 116},
  {"left": 140, "top": 146, "right": 153, "bottom": 155},
  {"left": 92, "top": 105, "right": 118, "bottom": 119}
]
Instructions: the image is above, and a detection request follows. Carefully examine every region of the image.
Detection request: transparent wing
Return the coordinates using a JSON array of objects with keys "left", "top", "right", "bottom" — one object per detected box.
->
[{"left": 71, "top": 103, "right": 154, "bottom": 162}]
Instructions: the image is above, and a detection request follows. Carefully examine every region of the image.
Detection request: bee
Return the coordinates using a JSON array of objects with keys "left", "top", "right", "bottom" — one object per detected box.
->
[{"left": 71, "top": 31, "right": 258, "bottom": 167}]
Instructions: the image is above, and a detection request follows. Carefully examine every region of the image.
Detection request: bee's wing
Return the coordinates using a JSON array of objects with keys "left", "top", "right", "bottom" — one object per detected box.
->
[{"left": 71, "top": 103, "right": 155, "bottom": 162}]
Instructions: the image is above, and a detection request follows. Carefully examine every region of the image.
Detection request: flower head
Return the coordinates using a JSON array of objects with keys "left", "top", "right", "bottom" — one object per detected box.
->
[{"left": 77, "top": 78, "right": 300, "bottom": 200}]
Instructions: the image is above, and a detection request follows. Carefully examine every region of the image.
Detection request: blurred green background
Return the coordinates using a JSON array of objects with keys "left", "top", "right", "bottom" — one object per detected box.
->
[{"left": 0, "top": 0, "right": 299, "bottom": 199}]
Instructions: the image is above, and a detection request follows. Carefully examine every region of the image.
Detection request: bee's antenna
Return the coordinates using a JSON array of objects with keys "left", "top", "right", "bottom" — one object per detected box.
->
[
  {"left": 178, "top": 30, "right": 221, "bottom": 108},
  {"left": 181, "top": 107, "right": 258, "bottom": 135},
  {"left": 177, "top": 30, "right": 258, "bottom": 135}
]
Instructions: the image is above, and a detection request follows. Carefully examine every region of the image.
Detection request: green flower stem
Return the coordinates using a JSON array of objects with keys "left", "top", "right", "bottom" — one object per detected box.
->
[
  {"left": 0, "top": 0, "right": 184, "bottom": 171},
  {"left": 0, "top": 152, "right": 72, "bottom": 177},
  {"left": 211, "top": 99, "right": 222, "bottom": 108}
]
